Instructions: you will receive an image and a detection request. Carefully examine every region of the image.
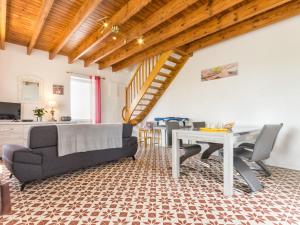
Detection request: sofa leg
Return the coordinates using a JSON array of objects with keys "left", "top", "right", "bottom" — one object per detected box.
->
[
  {"left": 132, "top": 156, "right": 136, "bottom": 160},
  {"left": 20, "top": 183, "right": 27, "bottom": 191},
  {"left": 9, "top": 174, "right": 13, "bottom": 179}
]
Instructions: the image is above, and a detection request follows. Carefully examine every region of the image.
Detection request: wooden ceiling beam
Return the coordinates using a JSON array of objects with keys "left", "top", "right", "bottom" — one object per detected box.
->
[
  {"left": 27, "top": 0, "right": 55, "bottom": 55},
  {"left": 98, "top": 0, "right": 245, "bottom": 69},
  {"left": 85, "top": 0, "right": 198, "bottom": 67},
  {"left": 106, "top": 0, "right": 293, "bottom": 70},
  {"left": 68, "top": 0, "right": 152, "bottom": 64},
  {"left": 183, "top": 1, "right": 300, "bottom": 54},
  {"left": 0, "top": 0, "right": 7, "bottom": 50},
  {"left": 49, "top": 0, "right": 103, "bottom": 60}
]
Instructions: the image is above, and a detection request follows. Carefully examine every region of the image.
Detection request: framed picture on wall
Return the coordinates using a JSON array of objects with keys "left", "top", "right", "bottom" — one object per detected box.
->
[
  {"left": 53, "top": 84, "right": 64, "bottom": 95},
  {"left": 201, "top": 62, "right": 238, "bottom": 81}
]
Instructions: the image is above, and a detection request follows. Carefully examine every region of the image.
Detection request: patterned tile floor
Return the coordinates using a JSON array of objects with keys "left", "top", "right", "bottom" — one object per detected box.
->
[{"left": 1, "top": 146, "right": 300, "bottom": 225}]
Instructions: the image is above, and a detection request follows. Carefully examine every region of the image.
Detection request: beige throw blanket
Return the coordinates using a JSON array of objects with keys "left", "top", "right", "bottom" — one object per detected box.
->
[{"left": 57, "top": 124, "right": 123, "bottom": 157}]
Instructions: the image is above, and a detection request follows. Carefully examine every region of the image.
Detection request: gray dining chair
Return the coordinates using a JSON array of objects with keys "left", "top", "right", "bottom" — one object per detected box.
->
[
  {"left": 225, "top": 124, "right": 283, "bottom": 192},
  {"left": 191, "top": 121, "right": 224, "bottom": 160},
  {"left": 166, "top": 121, "right": 180, "bottom": 147},
  {"left": 192, "top": 121, "right": 206, "bottom": 129},
  {"left": 165, "top": 121, "right": 202, "bottom": 164}
]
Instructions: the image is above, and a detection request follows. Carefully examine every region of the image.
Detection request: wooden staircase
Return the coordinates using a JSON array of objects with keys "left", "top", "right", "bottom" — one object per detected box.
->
[{"left": 122, "top": 49, "right": 191, "bottom": 125}]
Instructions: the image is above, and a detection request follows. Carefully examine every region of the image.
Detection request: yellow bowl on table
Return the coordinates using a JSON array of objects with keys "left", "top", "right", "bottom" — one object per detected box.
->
[{"left": 199, "top": 128, "right": 230, "bottom": 132}]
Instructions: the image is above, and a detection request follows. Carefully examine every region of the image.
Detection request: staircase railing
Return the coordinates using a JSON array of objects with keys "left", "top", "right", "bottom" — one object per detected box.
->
[
  {"left": 123, "top": 50, "right": 184, "bottom": 124},
  {"left": 123, "top": 55, "right": 161, "bottom": 121}
]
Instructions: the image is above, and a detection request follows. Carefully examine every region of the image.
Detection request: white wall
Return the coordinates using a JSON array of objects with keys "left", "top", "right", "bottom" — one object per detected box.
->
[
  {"left": 147, "top": 15, "right": 300, "bottom": 170},
  {"left": 101, "top": 67, "right": 132, "bottom": 123},
  {"left": 0, "top": 43, "right": 131, "bottom": 123}
]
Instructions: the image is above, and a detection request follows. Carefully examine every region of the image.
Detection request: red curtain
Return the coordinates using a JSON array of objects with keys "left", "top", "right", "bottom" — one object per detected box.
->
[
  {"left": 95, "top": 76, "right": 101, "bottom": 123},
  {"left": 90, "top": 76, "right": 101, "bottom": 123}
]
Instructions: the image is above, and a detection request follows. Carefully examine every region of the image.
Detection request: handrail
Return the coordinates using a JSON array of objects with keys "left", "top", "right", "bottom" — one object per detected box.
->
[
  {"left": 124, "top": 54, "right": 161, "bottom": 114},
  {"left": 122, "top": 48, "right": 189, "bottom": 124},
  {"left": 127, "top": 50, "right": 174, "bottom": 118},
  {"left": 127, "top": 63, "right": 142, "bottom": 90},
  {"left": 122, "top": 106, "right": 127, "bottom": 122}
]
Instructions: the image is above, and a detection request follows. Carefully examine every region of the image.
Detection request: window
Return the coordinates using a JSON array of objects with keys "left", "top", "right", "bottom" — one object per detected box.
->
[{"left": 70, "top": 76, "right": 92, "bottom": 121}]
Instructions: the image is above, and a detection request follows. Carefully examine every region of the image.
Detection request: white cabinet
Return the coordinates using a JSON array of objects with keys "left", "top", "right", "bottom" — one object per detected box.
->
[
  {"left": 0, "top": 124, "right": 24, "bottom": 157},
  {"left": 23, "top": 125, "right": 32, "bottom": 146}
]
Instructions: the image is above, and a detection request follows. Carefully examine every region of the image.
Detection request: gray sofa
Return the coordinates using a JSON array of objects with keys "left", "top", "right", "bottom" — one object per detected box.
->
[{"left": 2, "top": 124, "right": 138, "bottom": 191}]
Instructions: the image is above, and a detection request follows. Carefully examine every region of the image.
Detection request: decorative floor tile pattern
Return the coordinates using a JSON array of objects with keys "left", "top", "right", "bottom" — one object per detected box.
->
[{"left": 1, "top": 146, "right": 300, "bottom": 225}]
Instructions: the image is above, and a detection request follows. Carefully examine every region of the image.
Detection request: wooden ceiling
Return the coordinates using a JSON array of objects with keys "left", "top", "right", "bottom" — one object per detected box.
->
[{"left": 0, "top": 0, "right": 299, "bottom": 71}]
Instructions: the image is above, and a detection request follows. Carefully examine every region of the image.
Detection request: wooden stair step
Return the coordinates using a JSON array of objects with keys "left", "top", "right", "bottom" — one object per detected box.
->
[
  {"left": 174, "top": 48, "right": 189, "bottom": 56},
  {"left": 141, "top": 97, "right": 153, "bottom": 101},
  {"left": 149, "top": 86, "right": 163, "bottom": 90},
  {"left": 146, "top": 92, "right": 161, "bottom": 96},
  {"left": 168, "top": 56, "right": 183, "bottom": 64},
  {"left": 162, "top": 64, "right": 176, "bottom": 70},
  {"left": 153, "top": 79, "right": 165, "bottom": 84},
  {"left": 137, "top": 103, "right": 148, "bottom": 106},
  {"left": 132, "top": 111, "right": 142, "bottom": 114},
  {"left": 158, "top": 72, "right": 172, "bottom": 78}
]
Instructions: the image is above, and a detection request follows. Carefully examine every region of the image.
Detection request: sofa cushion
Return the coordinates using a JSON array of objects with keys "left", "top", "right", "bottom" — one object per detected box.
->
[{"left": 29, "top": 126, "right": 57, "bottom": 149}]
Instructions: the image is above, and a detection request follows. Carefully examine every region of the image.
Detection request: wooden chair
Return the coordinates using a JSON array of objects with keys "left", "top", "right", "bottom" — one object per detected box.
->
[
  {"left": 139, "top": 128, "right": 152, "bottom": 147},
  {"left": 138, "top": 128, "right": 147, "bottom": 146},
  {"left": 145, "top": 129, "right": 154, "bottom": 147},
  {"left": 138, "top": 127, "right": 162, "bottom": 147},
  {"left": 153, "top": 128, "right": 161, "bottom": 146}
]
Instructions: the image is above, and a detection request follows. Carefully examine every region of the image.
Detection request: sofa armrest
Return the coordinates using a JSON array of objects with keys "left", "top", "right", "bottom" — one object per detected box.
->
[
  {"left": 2, "top": 144, "right": 42, "bottom": 165},
  {"left": 123, "top": 137, "right": 138, "bottom": 148}
]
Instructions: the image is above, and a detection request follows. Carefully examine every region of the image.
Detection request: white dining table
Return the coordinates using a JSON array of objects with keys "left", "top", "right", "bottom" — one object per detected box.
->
[{"left": 172, "top": 127, "right": 260, "bottom": 197}]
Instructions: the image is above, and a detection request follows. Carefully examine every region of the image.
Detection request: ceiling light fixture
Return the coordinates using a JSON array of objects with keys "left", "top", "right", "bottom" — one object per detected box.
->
[
  {"left": 137, "top": 36, "right": 144, "bottom": 45},
  {"left": 98, "top": 17, "right": 124, "bottom": 41},
  {"left": 98, "top": 16, "right": 108, "bottom": 28},
  {"left": 103, "top": 22, "right": 109, "bottom": 28},
  {"left": 111, "top": 25, "right": 120, "bottom": 34}
]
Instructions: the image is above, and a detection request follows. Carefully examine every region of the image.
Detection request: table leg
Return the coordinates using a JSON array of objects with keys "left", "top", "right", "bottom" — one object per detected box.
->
[
  {"left": 144, "top": 131, "right": 147, "bottom": 148},
  {"left": 165, "top": 129, "right": 167, "bottom": 148},
  {"left": 223, "top": 133, "right": 234, "bottom": 196},
  {"left": 172, "top": 131, "right": 180, "bottom": 178}
]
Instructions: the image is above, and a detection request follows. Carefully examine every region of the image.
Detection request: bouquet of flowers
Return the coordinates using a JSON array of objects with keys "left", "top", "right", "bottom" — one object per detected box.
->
[{"left": 33, "top": 107, "right": 47, "bottom": 121}]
